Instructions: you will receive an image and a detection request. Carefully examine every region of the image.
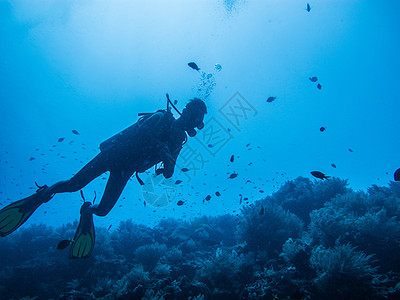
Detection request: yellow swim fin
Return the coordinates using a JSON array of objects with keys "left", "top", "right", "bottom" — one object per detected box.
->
[
  {"left": 69, "top": 202, "right": 95, "bottom": 259},
  {"left": 0, "top": 188, "right": 51, "bottom": 237}
]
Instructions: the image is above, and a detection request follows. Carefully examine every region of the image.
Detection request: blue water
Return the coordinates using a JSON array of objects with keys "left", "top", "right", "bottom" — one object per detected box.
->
[
  {"left": 1, "top": 1, "right": 400, "bottom": 299},
  {"left": 1, "top": 1, "right": 399, "bottom": 227}
]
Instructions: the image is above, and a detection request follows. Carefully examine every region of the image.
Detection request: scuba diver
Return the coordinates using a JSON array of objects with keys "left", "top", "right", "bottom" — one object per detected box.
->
[{"left": 0, "top": 95, "right": 207, "bottom": 258}]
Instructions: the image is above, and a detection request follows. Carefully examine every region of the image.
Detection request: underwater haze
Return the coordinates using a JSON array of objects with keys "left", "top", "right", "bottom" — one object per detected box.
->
[{"left": 1, "top": 0, "right": 400, "bottom": 299}]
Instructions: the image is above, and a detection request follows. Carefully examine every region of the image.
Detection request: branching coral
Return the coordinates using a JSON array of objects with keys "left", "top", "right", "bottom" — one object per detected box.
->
[
  {"left": 272, "top": 176, "right": 348, "bottom": 223},
  {"left": 237, "top": 202, "right": 304, "bottom": 257},
  {"left": 310, "top": 243, "right": 380, "bottom": 299},
  {"left": 309, "top": 189, "right": 400, "bottom": 272},
  {"left": 134, "top": 243, "right": 168, "bottom": 270},
  {"left": 195, "top": 249, "right": 254, "bottom": 297}
]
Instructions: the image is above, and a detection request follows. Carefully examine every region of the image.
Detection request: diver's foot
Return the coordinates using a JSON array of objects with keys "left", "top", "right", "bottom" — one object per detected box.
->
[
  {"left": 69, "top": 202, "right": 95, "bottom": 259},
  {"left": 0, "top": 186, "right": 53, "bottom": 237},
  {"left": 34, "top": 182, "right": 54, "bottom": 203}
]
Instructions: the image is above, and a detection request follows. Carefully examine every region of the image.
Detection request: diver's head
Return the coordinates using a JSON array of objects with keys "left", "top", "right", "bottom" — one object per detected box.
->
[{"left": 181, "top": 98, "right": 207, "bottom": 137}]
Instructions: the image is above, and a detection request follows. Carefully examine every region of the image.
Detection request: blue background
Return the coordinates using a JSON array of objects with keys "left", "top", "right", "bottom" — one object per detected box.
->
[{"left": 1, "top": 0, "right": 399, "bottom": 228}]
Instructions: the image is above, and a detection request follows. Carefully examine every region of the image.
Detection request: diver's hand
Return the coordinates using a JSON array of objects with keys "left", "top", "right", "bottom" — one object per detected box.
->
[{"left": 155, "top": 168, "right": 164, "bottom": 175}]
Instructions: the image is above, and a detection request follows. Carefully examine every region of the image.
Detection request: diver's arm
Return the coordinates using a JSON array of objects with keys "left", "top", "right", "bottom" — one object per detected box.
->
[{"left": 157, "top": 145, "right": 181, "bottom": 179}]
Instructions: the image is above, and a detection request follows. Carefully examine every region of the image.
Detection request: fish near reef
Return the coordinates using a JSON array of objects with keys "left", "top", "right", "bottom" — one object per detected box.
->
[
  {"left": 311, "top": 171, "right": 330, "bottom": 180},
  {"left": 57, "top": 239, "right": 72, "bottom": 250}
]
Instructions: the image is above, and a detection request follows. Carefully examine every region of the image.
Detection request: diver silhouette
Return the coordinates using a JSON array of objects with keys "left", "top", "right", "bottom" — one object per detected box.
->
[{"left": 0, "top": 95, "right": 207, "bottom": 258}]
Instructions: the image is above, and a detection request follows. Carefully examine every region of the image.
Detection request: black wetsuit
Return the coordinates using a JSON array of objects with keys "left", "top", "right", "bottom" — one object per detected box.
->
[{"left": 44, "top": 112, "right": 186, "bottom": 216}]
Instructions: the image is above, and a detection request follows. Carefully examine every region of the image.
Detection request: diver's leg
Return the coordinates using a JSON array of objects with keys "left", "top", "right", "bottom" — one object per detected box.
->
[
  {"left": 90, "top": 170, "right": 132, "bottom": 217},
  {"left": 0, "top": 153, "right": 109, "bottom": 237},
  {"left": 43, "top": 153, "right": 109, "bottom": 199}
]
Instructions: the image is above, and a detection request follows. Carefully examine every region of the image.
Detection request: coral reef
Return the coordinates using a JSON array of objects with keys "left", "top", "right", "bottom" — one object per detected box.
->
[{"left": 0, "top": 177, "right": 399, "bottom": 299}]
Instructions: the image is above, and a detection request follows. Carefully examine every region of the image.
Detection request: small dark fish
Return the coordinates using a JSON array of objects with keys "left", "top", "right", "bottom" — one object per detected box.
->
[
  {"left": 266, "top": 96, "right": 276, "bottom": 103},
  {"left": 205, "top": 195, "right": 211, "bottom": 201},
  {"left": 259, "top": 206, "right": 264, "bottom": 215},
  {"left": 58, "top": 137, "right": 65, "bottom": 142},
  {"left": 57, "top": 239, "right": 72, "bottom": 250},
  {"left": 228, "top": 172, "right": 238, "bottom": 179},
  {"left": 175, "top": 180, "right": 183, "bottom": 184},
  {"left": 394, "top": 168, "right": 400, "bottom": 181},
  {"left": 348, "top": 148, "right": 354, "bottom": 152},
  {"left": 107, "top": 225, "right": 112, "bottom": 231},
  {"left": 309, "top": 76, "right": 318, "bottom": 82},
  {"left": 311, "top": 171, "right": 330, "bottom": 180},
  {"left": 173, "top": 100, "right": 178, "bottom": 105},
  {"left": 331, "top": 163, "right": 337, "bottom": 168},
  {"left": 320, "top": 126, "right": 326, "bottom": 132},
  {"left": 29, "top": 157, "right": 35, "bottom": 161},
  {"left": 317, "top": 83, "right": 322, "bottom": 90},
  {"left": 143, "top": 200, "right": 146, "bottom": 207},
  {"left": 215, "top": 191, "right": 221, "bottom": 197},
  {"left": 208, "top": 144, "right": 214, "bottom": 148},
  {"left": 259, "top": 190, "right": 264, "bottom": 193},
  {"left": 177, "top": 200, "right": 185, "bottom": 206},
  {"left": 72, "top": 130, "right": 80, "bottom": 135},
  {"left": 181, "top": 168, "right": 189, "bottom": 172},
  {"left": 188, "top": 62, "right": 200, "bottom": 71},
  {"left": 306, "top": 3, "right": 311, "bottom": 12},
  {"left": 230, "top": 155, "right": 234, "bottom": 163}
]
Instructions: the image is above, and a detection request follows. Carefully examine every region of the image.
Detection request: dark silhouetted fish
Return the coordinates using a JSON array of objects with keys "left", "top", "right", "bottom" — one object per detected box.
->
[
  {"left": 230, "top": 155, "right": 234, "bottom": 163},
  {"left": 228, "top": 173, "right": 238, "bottom": 179},
  {"left": 72, "top": 130, "right": 80, "bottom": 135},
  {"left": 215, "top": 191, "right": 221, "bottom": 196},
  {"left": 175, "top": 180, "right": 183, "bottom": 184},
  {"left": 317, "top": 83, "right": 322, "bottom": 90},
  {"left": 320, "top": 126, "right": 326, "bottom": 132},
  {"left": 29, "top": 157, "right": 35, "bottom": 161},
  {"left": 311, "top": 171, "right": 330, "bottom": 180},
  {"left": 331, "top": 163, "right": 337, "bottom": 168},
  {"left": 205, "top": 195, "right": 211, "bottom": 201},
  {"left": 58, "top": 137, "right": 65, "bottom": 142},
  {"left": 306, "top": 3, "right": 311, "bottom": 12},
  {"left": 309, "top": 76, "right": 318, "bottom": 82},
  {"left": 107, "top": 225, "right": 112, "bottom": 231},
  {"left": 188, "top": 62, "right": 200, "bottom": 71},
  {"left": 266, "top": 96, "right": 276, "bottom": 103},
  {"left": 348, "top": 148, "right": 354, "bottom": 152},
  {"left": 177, "top": 200, "right": 185, "bottom": 206},
  {"left": 394, "top": 168, "right": 400, "bottom": 181},
  {"left": 259, "top": 206, "right": 264, "bottom": 215},
  {"left": 57, "top": 239, "right": 72, "bottom": 250},
  {"left": 181, "top": 168, "right": 189, "bottom": 172}
]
